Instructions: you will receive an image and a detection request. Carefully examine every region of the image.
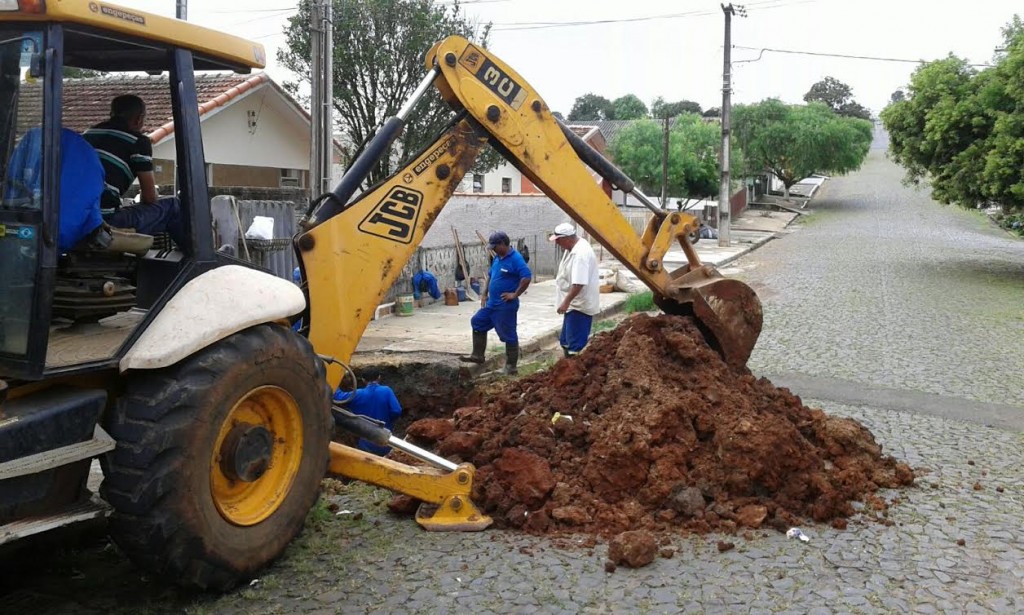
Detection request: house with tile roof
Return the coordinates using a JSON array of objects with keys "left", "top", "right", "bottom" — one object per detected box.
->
[
  {"left": 61, "top": 73, "right": 336, "bottom": 191},
  {"left": 455, "top": 123, "right": 610, "bottom": 197}
]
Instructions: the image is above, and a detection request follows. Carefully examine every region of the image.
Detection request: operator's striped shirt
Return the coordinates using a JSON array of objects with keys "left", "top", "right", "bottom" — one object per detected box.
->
[{"left": 82, "top": 119, "right": 154, "bottom": 214}]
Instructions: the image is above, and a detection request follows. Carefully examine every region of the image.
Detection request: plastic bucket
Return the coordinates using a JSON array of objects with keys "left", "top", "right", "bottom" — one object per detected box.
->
[
  {"left": 396, "top": 294, "right": 414, "bottom": 316},
  {"left": 456, "top": 287, "right": 467, "bottom": 302},
  {"left": 470, "top": 279, "right": 481, "bottom": 295}
]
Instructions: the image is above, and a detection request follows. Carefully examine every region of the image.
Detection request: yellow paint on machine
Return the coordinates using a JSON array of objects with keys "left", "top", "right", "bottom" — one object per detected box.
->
[
  {"left": 2, "top": 0, "right": 265, "bottom": 70},
  {"left": 298, "top": 119, "right": 486, "bottom": 387}
]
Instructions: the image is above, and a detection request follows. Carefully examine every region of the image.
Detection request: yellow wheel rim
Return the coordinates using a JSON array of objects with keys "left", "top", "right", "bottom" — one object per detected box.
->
[{"left": 210, "top": 385, "right": 304, "bottom": 526}]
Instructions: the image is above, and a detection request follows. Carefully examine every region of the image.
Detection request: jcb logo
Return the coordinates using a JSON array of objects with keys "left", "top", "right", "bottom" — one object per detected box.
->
[{"left": 358, "top": 187, "right": 423, "bottom": 244}]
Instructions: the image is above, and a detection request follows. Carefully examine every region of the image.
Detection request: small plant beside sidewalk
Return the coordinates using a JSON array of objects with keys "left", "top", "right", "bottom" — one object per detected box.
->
[
  {"left": 624, "top": 291, "right": 656, "bottom": 314},
  {"left": 993, "top": 210, "right": 1024, "bottom": 237}
]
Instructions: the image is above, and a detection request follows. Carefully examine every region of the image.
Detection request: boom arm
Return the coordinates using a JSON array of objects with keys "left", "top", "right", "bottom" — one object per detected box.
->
[{"left": 297, "top": 36, "right": 760, "bottom": 384}]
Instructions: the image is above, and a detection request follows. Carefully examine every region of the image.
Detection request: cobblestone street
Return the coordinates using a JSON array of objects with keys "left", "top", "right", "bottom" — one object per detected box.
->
[
  {"left": 741, "top": 133, "right": 1024, "bottom": 410},
  {"left": 4, "top": 131, "right": 1024, "bottom": 614}
]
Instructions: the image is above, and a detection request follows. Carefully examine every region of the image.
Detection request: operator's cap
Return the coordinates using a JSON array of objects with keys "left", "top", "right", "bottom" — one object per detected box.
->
[
  {"left": 488, "top": 231, "right": 510, "bottom": 247},
  {"left": 548, "top": 222, "right": 577, "bottom": 242}
]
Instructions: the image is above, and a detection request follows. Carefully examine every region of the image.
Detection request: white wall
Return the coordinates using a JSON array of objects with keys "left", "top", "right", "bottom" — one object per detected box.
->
[
  {"left": 455, "top": 159, "right": 523, "bottom": 195},
  {"left": 152, "top": 86, "right": 311, "bottom": 171}
]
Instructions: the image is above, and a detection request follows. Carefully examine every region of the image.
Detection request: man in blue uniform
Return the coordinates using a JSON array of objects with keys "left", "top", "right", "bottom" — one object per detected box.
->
[
  {"left": 333, "top": 372, "right": 402, "bottom": 456},
  {"left": 460, "top": 231, "right": 532, "bottom": 375}
]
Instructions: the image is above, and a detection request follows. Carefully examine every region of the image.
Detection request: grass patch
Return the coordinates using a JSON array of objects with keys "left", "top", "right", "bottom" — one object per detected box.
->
[
  {"left": 591, "top": 318, "right": 618, "bottom": 333},
  {"left": 624, "top": 291, "right": 656, "bottom": 314},
  {"left": 517, "top": 356, "right": 556, "bottom": 377}
]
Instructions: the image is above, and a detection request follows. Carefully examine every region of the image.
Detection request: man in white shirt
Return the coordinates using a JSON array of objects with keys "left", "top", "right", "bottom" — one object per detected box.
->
[{"left": 549, "top": 223, "right": 601, "bottom": 357}]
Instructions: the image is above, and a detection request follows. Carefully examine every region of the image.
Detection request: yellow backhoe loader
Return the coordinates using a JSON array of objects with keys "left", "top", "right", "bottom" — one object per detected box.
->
[{"left": 0, "top": 1, "right": 761, "bottom": 589}]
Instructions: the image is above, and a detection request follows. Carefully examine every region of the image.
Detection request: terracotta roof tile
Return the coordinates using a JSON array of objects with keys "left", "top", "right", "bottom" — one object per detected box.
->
[{"left": 61, "top": 73, "right": 267, "bottom": 142}]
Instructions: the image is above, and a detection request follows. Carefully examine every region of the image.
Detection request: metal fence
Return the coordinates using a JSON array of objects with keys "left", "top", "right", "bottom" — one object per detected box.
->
[
  {"left": 212, "top": 197, "right": 656, "bottom": 310},
  {"left": 211, "top": 196, "right": 297, "bottom": 280}
]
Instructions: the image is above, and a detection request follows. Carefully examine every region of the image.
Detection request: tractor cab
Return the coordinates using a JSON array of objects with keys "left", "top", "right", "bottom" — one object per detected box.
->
[{"left": 0, "top": 0, "right": 266, "bottom": 381}]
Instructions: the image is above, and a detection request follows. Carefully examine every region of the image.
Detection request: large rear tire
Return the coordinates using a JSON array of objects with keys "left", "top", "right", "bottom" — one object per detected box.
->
[{"left": 100, "top": 324, "right": 332, "bottom": 590}]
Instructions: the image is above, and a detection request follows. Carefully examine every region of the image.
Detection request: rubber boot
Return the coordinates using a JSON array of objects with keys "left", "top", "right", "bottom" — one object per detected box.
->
[
  {"left": 562, "top": 346, "right": 571, "bottom": 358},
  {"left": 459, "top": 331, "right": 487, "bottom": 364},
  {"left": 504, "top": 343, "right": 519, "bottom": 375}
]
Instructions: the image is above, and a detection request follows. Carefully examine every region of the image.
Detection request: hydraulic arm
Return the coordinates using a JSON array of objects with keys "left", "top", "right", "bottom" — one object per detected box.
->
[{"left": 295, "top": 36, "right": 763, "bottom": 530}]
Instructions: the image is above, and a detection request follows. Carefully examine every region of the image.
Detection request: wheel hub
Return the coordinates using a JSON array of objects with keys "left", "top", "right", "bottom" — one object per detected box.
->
[{"left": 220, "top": 422, "right": 274, "bottom": 483}]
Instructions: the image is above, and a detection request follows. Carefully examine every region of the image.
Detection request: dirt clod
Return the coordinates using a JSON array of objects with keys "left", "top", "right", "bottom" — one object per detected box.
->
[
  {"left": 607, "top": 530, "right": 658, "bottom": 568},
  {"left": 411, "top": 314, "right": 914, "bottom": 537},
  {"left": 957, "top": 538, "right": 966, "bottom": 546},
  {"left": 717, "top": 541, "right": 735, "bottom": 553}
]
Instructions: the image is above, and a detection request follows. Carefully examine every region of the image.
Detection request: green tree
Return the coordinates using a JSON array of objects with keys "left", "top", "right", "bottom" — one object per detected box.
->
[
  {"left": 650, "top": 97, "right": 702, "bottom": 119},
  {"left": 881, "top": 15, "right": 1024, "bottom": 212},
  {"left": 568, "top": 93, "right": 614, "bottom": 121},
  {"left": 804, "top": 76, "right": 871, "bottom": 119},
  {"left": 611, "top": 94, "right": 648, "bottom": 120},
  {"left": 889, "top": 89, "right": 906, "bottom": 104},
  {"left": 279, "top": 0, "right": 495, "bottom": 186},
  {"left": 734, "top": 99, "right": 871, "bottom": 197},
  {"left": 608, "top": 114, "right": 722, "bottom": 199},
  {"left": 880, "top": 56, "right": 995, "bottom": 207},
  {"left": 703, "top": 107, "right": 721, "bottom": 118}
]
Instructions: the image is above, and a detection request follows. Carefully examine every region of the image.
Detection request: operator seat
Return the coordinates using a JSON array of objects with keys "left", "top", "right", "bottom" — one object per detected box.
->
[{"left": 6, "top": 127, "right": 154, "bottom": 321}]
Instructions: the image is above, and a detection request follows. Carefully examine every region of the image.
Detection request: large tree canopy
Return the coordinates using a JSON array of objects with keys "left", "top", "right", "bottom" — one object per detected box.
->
[
  {"left": 651, "top": 97, "right": 702, "bottom": 119},
  {"left": 568, "top": 93, "right": 614, "bottom": 121},
  {"left": 608, "top": 114, "right": 722, "bottom": 199},
  {"left": 279, "top": 0, "right": 494, "bottom": 186},
  {"left": 733, "top": 99, "right": 871, "bottom": 196},
  {"left": 881, "top": 14, "right": 1024, "bottom": 213},
  {"left": 611, "top": 94, "right": 648, "bottom": 120},
  {"left": 804, "top": 76, "right": 872, "bottom": 120}
]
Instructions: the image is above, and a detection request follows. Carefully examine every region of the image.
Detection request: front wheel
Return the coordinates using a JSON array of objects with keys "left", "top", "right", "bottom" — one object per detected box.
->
[{"left": 100, "top": 324, "right": 332, "bottom": 590}]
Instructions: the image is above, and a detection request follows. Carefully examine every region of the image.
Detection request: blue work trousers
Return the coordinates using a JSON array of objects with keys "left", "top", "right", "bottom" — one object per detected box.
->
[
  {"left": 106, "top": 196, "right": 187, "bottom": 251},
  {"left": 560, "top": 310, "right": 593, "bottom": 354},
  {"left": 471, "top": 304, "right": 519, "bottom": 344}
]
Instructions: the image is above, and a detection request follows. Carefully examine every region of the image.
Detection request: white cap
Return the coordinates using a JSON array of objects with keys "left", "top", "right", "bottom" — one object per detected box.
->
[{"left": 548, "top": 222, "right": 577, "bottom": 242}]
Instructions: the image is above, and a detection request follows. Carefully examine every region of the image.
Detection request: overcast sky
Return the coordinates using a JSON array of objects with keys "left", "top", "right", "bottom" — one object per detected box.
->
[{"left": 125, "top": 0, "right": 1019, "bottom": 116}]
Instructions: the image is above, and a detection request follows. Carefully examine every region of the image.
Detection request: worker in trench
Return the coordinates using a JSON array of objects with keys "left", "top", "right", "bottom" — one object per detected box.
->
[{"left": 333, "top": 372, "right": 403, "bottom": 456}]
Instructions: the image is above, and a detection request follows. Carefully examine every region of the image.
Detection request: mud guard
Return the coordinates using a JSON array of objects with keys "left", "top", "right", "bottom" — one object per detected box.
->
[{"left": 120, "top": 265, "right": 305, "bottom": 371}]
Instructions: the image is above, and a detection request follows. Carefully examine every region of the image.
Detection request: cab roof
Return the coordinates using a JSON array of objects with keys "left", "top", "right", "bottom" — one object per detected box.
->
[{"left": 2, "top": 0, "right": 266, "bottom": 72}]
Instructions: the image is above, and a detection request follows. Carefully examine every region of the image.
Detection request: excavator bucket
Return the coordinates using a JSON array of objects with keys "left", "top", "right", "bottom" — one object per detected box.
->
[{"left": 656, "top": 266, "right": 763, "bottom": 370}]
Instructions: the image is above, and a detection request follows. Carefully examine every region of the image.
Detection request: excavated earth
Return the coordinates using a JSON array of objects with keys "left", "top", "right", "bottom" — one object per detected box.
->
[{"left": 405, "top": 313, "right": 915, "bottom": 538}]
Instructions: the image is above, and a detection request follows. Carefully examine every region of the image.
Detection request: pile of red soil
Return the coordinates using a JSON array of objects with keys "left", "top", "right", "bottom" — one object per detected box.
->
[{"left": 406, "top": 314, "right": 914, "bottom": 536}]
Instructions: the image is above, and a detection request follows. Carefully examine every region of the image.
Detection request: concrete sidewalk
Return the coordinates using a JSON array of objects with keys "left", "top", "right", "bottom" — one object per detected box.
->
[{"left": 353, "top": 209, "right": 798, "bottom": 364}]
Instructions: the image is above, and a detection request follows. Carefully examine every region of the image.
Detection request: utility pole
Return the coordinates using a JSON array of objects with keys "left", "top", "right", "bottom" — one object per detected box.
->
[
  {"left": 175, "top": 0, "right": 186, "bottom": 20},
  {"left": 718, "top": 3, "right": 745, "bottom": 247},
  {"left": 320, "top": 0, "right": 334, "bottom": 196},
  {"left": 660, "top": 114, "right": 669, "bottom": 208},
  {"left": 309, "top": 0, "right": 334, "bottom": 198}
]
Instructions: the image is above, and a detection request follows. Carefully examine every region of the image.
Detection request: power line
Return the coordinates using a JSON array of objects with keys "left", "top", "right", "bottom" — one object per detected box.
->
[
  {"left": 489, "top": 0, "right": 814, "bottom": 32},
  {"left": 732, "top": 45, "right": 993, "bottom": 68}
]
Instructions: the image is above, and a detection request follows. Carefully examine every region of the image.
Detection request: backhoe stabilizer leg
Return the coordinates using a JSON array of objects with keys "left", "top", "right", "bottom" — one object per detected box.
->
[{"left": 327, "top": 442, "right": 492, "bottom": 531}]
